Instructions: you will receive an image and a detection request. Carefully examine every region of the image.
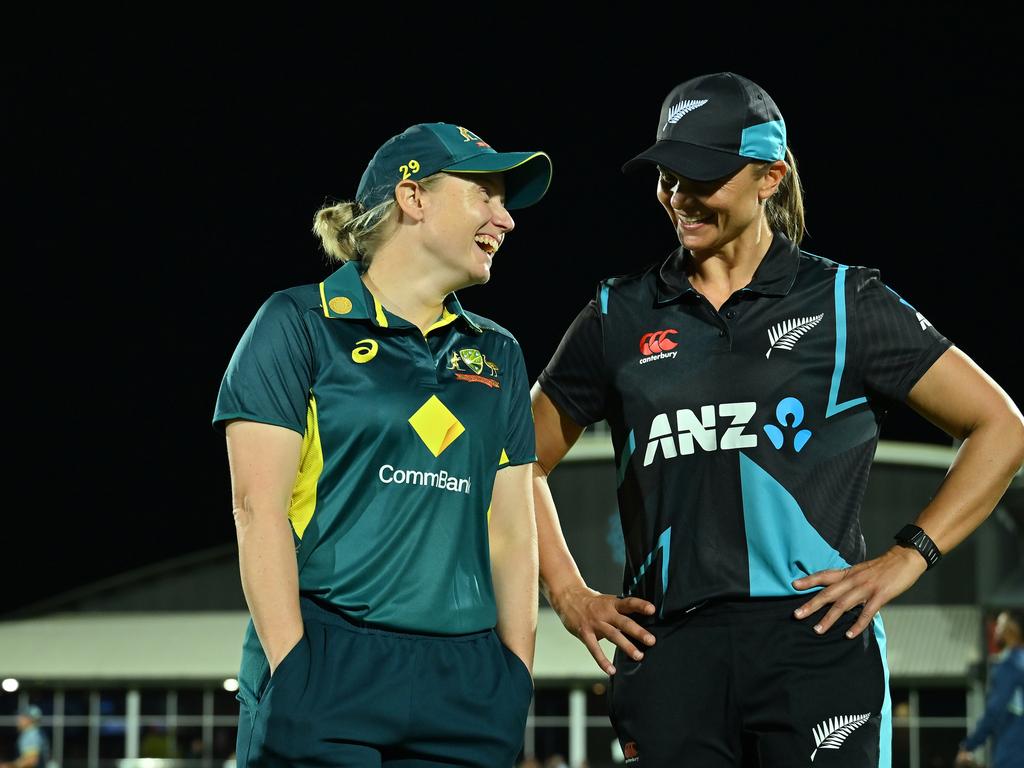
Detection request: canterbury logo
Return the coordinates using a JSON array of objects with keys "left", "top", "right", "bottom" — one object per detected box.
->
[
  {"left": 811, "top": 713, "right": 871, "bottom": 761},
  {"left": 640, "top": 329, "right": 678, "bottom": 355},
  {"left": 766, "top": 314, "right": 824, "bottom": 358},
  {"left": 664, "top": 98, "right": 708, "bottom": 129}
]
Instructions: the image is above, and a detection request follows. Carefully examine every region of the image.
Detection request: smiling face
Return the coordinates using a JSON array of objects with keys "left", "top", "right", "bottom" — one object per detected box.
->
[
  {"left": 656, "top": 162, "right": 785, "bottom": 256},
  {"left": 419, "top": 172, "right": 515, "bottom": 286}
]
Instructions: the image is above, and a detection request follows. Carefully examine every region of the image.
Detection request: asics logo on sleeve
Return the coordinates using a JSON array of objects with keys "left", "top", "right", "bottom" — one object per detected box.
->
[{"left": 644, "top": 402, "right": 757, "bottom": 466}]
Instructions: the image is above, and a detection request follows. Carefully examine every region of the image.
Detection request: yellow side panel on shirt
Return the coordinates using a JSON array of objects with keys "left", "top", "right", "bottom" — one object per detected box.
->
[
  {"left": 487, "top": 449, "right": 511, "bottom": 523},
  {"left": 289, "top": 395, "right": 323, "bottom": 539}
]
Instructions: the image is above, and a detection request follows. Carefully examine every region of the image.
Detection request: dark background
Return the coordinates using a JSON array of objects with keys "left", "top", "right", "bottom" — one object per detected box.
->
[{"left": 5, "top": 9, "right": 1020, "bottom": 613}]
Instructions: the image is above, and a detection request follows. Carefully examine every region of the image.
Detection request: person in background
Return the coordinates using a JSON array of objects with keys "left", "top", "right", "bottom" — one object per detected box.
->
[
  {"left": 956, "top": 608, "right": 1024, "bottom": 768},
  {"left": 0, "top": 705, "right": 49, "bottom": 768}
]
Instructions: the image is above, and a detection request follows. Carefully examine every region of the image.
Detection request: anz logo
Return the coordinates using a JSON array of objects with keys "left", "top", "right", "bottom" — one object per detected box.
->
[
  {"left": 642, "top": 397, "right": 814, "bottom": 466},
  {"left": 764, "top": 397, "right": 813, "bottom": 452},
  {"left": 643, "top": 402, "right": 757, "bottom": 466}
]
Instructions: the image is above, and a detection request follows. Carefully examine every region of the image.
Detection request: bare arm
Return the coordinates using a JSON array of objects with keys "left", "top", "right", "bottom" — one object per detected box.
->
[
  {"left": 793, "top": 347, "right": 1024, "bottom": 636},
  {"left": 532, "top": 384, "right": 656, "bottom": 675},
  {"left": 5, "top": 752, "right": 39, "bottom": 768},
  {"left": 225, "top": 419, "right": 305, "bottom": 673},
  {"left": 489, "top": 463, "right": 538, "bottom": 671},
  {"left": 1, "top": 741, "right": 40, "bottom": 768}
]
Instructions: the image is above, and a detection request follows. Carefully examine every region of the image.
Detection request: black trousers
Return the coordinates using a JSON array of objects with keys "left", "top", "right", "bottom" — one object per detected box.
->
[{"left": 609, "top": 597, "right": 891, "bottom": 767}]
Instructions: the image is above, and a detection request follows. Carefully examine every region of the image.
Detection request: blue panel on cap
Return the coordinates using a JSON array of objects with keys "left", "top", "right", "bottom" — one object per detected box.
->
[{"left": 739, "top": 120, "right": 786, "bottom": 161}]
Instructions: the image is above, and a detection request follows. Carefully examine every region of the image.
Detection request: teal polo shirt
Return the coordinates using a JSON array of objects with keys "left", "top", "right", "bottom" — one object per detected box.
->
[{"left": 214, "top": 260, "right": 536, "bottom": 634}]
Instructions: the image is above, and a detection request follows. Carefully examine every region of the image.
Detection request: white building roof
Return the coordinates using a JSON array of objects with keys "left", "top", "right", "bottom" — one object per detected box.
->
[{"left": 0, "top": 606, "right": 981, "bottom": 684}]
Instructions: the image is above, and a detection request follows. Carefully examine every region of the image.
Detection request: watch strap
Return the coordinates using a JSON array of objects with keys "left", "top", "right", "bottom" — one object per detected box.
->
[{"left": 894, "top": 524, "right": 942, "bottom": 569}]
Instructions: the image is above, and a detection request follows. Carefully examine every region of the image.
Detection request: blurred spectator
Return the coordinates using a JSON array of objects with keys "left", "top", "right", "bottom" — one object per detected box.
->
[
  {"left": 956, "top": 608, "right": 1024, "bottom": 768},
  {"left": 140, "top": 725, "right": 175, "bottom": 757},
  {"left": 0, "top": 705, "right": 50, "bottom": 768}
]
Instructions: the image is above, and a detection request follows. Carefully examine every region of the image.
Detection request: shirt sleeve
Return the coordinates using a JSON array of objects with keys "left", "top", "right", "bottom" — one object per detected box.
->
[
  {"left": 536, "top": 299, "right": 608, "bottom": 428},
  {"left": 499, "top": 338, "right": 537, "bottom": 467},
  {"left": 18, "top": 730, "right": 42, "bottom": 755},
  {"left": 850, "top": 269, "right": 952, "bottom": 405},
  {"left": 212, "top": 291, "right": 315, "bottom": 434}
]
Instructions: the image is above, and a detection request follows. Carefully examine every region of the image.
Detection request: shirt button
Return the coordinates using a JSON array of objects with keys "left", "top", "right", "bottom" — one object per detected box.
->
[
  {"left": 719, "top": 329, "right": 727, "bottom": 337},
  {"left": 725, "top": 310, "right": 736, "bottom": 319}
]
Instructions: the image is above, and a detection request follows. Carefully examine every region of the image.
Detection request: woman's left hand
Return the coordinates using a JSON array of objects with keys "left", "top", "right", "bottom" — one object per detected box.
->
[{"left": 791, "top": 546, "right": 928, "bottom": 637}]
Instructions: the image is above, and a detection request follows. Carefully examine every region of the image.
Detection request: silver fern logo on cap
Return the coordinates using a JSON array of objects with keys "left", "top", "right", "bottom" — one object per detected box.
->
[
  {"left": 663, "top": 99, "right": 709, "bottom": 131},
  {"left": 811, "top": 713, "right": 872, "bottom": 761},
  {"left": 766, "top": 314, "right": 824, "bottom": 359}
]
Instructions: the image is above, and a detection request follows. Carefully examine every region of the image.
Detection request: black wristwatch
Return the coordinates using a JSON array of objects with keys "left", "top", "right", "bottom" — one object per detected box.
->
[{"left": 893, "top": 524, "right": 942, "bottom": 569}]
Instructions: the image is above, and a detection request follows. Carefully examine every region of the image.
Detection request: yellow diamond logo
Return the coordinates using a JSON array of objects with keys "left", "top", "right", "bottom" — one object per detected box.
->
[{"left": 409, "top": 395, "right": 465, "bottom": 457}]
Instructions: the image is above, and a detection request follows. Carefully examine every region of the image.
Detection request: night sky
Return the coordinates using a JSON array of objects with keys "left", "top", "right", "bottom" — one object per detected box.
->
[{"left": 6, "top": 10, "right": 1021, "bottom": 613}]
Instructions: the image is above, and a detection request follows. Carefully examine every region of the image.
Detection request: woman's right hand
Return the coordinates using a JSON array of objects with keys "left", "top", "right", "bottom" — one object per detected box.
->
[{"left": 551, "top": 584, "right": 656, "bottom": 675}]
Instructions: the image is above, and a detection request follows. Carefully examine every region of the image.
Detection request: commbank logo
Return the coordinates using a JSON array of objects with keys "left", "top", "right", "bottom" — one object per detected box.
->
[
  {"left": 639, "top": 329, "right": 678, "bottom": 364},
  {"left": 378, "top": 464, "right": 471, "bottom": 494},
  {"left": 644, "top": 402, "right": 756, "bottom": 466},
  {"left": 408, "top": 395, "right": 465, "bottom": 457}
]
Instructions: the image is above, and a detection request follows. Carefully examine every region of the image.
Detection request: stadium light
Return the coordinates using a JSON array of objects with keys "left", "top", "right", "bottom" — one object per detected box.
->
[
  {"left": 223, "top": 678, "right": 239, "bottom": 692},
  {"left": 1, "top": 678, "right": 18, "bottom": 692}
]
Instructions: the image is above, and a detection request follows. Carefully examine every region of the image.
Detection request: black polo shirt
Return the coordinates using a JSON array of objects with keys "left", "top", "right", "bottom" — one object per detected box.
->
[{"left": 538, "top": 233, "right": 951, "bottom": 616}]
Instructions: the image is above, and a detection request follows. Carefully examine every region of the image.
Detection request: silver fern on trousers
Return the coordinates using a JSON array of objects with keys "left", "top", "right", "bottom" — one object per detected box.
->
[{"left": 811, "top": 713, "right": 872, "bottom": 761}]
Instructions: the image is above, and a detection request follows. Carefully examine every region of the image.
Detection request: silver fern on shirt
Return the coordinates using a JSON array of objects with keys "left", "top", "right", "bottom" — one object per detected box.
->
[
  {"left": 811, "top": 713, "right": 872, "bottom": 761},
  {"left": 765, "top": 314, "right": 825, "bottom": 358}
]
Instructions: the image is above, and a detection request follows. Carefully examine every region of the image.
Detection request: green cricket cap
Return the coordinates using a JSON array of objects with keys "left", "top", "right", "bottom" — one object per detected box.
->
[{"left": 356, "top": 122, "right": 552, "bottom": 210}]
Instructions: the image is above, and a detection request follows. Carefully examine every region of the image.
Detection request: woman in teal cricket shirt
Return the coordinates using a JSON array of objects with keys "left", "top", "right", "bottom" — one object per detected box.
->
[{"left": 214, "top": 122, "right": 552, "bottom": 767}]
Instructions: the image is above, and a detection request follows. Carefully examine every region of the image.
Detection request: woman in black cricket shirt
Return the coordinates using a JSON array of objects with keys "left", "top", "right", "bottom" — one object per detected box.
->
[{"left": 532, "top": 72, "right": 1024, "bottom": 767}]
